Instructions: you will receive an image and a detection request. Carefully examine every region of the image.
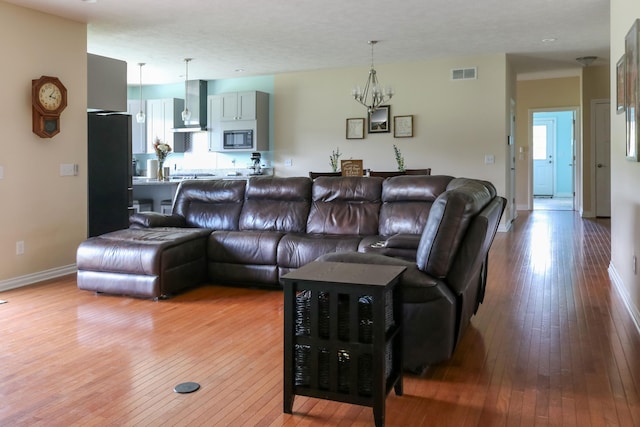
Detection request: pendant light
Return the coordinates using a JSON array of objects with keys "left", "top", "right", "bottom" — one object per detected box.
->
[
  {"left": 352, "top": 41, "right": 394, "bottom": 113},
  {"left": 136, "top": 63, "right": 146, "bottom": 123},
  {"left": 182, "top": 58, "right": 192, "bottom": 122}
]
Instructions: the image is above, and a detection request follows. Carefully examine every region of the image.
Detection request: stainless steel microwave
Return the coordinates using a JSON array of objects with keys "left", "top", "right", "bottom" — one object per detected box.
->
[{"left": 223, "top": 129, "right": 253, "bottom": 150}]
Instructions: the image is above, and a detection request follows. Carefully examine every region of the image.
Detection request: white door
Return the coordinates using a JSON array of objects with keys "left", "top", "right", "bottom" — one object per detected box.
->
[
  {"left": 533, "top": 118, "right": 555, "bottom": 196},
  {"left": 594, "top": 101, "right": 611, "bottom": 217}
]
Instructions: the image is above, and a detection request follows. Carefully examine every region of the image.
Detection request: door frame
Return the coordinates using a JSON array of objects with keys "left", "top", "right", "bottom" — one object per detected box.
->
[{"left": 528, "top": 107, "right": 581, "bottom": 211}]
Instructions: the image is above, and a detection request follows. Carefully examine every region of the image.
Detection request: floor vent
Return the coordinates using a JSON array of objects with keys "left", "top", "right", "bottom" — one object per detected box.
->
[{"left": 451, "top": 67, "right": 477, "bottom": 80}]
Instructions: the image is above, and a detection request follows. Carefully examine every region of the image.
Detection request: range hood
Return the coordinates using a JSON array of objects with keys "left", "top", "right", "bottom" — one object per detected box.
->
[{"left": 172, "top": 80, "right": 208, "bottom": 132}]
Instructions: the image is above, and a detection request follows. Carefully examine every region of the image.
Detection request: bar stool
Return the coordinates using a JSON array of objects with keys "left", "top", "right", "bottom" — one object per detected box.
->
[
  {"left": 133, "top": 199, "right": 153, "bottom": 213},
  {"left": 160, "top": 199, "right": 172, "bottom": 214}
]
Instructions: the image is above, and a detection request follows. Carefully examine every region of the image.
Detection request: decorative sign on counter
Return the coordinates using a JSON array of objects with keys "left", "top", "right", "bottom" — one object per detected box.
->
[{"left": 341, "top": 159, "right": 363, "bottom": 177}]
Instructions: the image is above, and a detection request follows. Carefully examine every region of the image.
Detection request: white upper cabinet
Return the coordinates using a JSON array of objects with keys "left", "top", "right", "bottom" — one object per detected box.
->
[
  {"left": 220, "top": 91, "right": 259, "bottom": 121},
  {"left": 146, "top": 98, "right": 186, "bottom": 152},
  {"left": 127, "top": 99, "right": 147, "bottom": 154}
]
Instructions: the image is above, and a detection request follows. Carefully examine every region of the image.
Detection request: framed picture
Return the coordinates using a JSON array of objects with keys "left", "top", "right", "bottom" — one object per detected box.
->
[
  {"left": 340, "top": 159, "right": 363, "bottom": 176},
  {"left": 368, "top": 105, "right": 390, "bottom": 133},
  {"left": 393, "top": 115, "right": 413, "bottom": 138},
  {"left": 617, "top": 55, "right": 626, "bottom": 114},
  {"left": 625, "top": 19, "right": 640, "bottom": 161},
  {"left": 346, "top": 118, "right": 365, "bottom": 139}
]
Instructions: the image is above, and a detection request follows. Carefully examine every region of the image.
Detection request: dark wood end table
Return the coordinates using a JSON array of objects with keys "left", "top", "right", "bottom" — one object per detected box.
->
[{"left": 282, "top": 261, "right": 405, "bottom": 427}]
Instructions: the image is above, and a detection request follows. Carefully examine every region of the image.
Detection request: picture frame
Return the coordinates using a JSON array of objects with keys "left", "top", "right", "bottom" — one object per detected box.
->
[
  {"left": 617, "top": 54, "right": 626, "bottom": 114},
  {"left": 368, "top": 105, "right": 390, "bottom": 133},
  {"left": 346, "top": 118, "right": 365, "bottom": 139},
  {"left": 340, "top": 159, "right": 363, "bottom": 176},
  {"left": 625, "top": 19, "right": 640, "bottom": 161},
  {"left": 393, "top": 115, "right": 413, "bottom": 138}
]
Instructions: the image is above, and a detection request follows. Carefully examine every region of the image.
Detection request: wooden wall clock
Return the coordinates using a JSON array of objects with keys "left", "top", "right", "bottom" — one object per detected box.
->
[{"left": 32, "top": 76, "right": 67, "bottom": 138}]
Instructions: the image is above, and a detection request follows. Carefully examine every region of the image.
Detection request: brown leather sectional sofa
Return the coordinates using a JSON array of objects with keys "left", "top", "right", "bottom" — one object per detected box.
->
[{"left": 77, "top": 175, "right": 505, "bottom": 370}]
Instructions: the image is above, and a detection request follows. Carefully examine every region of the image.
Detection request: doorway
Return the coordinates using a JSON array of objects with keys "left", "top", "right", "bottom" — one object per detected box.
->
[{"left": 532, "top": 110, "right": 576, "bottom": 211}]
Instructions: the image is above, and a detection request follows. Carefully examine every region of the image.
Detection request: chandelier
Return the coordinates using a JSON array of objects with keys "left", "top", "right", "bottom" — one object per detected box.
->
[
  {"left": 352, "top": 41, "right": 393, "bottom": 113},
  {"left": 136, "top": 63, "right": 145, "bottom": 123},
  {"left": 182, "top": 58, "right": 192, "bottom": 122}
]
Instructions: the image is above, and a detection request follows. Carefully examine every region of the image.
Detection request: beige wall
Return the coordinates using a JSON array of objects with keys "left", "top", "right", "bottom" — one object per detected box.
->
[
  {"left": 610, "top": 0, "right": 640, "bottom": 324},
  {"left": 0, "top": 2, "right": 87, "bottom": 285},
  {"left": 273, "top": 54, "right": 509, "bottom": 199}
]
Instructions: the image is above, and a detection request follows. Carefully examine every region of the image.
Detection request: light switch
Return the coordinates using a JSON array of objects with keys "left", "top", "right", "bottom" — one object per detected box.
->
[
  {"left": 60, "top": 163, "right": 79, "bottom": 176},
  {"left": 0, "top": 165, "right": 4, "bottom": 179}
]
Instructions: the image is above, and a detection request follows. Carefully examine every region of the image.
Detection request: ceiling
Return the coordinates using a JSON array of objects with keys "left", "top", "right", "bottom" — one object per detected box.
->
[{"left": 7, "top": 0, "right": 610, "bottom": 85}]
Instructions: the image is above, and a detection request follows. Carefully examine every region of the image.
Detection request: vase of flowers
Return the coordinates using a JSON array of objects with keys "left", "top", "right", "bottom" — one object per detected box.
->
[{"left": 153, "top": 137, "right": 172, "bottom": 180}]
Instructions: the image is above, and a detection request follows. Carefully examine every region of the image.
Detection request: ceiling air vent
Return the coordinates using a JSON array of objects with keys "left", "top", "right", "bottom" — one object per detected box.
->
[{"left": 451, "top": 67, "right": 477, "bottom": 80}]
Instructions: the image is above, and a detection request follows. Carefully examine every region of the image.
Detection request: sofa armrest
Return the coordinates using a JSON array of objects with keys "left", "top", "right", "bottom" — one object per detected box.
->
[
  {"left": 129, "top": 212, "right": 186, "bottom": 228},
  {"left": 383, "top": 234, "right": 421, "bottom": 250}
]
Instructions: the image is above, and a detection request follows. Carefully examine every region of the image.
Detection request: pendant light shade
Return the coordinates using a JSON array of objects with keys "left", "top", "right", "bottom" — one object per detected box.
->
[
  {"left": 136, "top": 63, "right": 146, "bottom": 123},
  {"left": 182, "top": 58, "right": 192, "bottom": 122}
]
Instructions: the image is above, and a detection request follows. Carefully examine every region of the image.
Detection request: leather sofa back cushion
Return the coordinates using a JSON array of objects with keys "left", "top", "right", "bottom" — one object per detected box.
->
[
  {"left": 416, "top": 178, "right": 495, "bottom": 277},
  {"left": 173, "top": 180, "right": 246, "bottom": 230},
  {"left": 307, "top": 176, "right": 383, "bottom": 235},
  {"left": 379, "top": 175, "right": 454, "bottom": 236},
  {"left": 239, "top": 177, "right": 312, "bottom": 232}
]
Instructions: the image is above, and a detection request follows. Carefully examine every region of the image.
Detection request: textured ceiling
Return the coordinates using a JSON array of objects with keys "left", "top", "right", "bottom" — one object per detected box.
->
[{"left": 7, "top": 0, "right": 610, "bottom": 84}]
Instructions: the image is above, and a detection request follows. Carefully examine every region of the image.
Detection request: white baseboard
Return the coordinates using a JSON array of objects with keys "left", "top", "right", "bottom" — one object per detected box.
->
[
  {"left": 0, "top": 264, "right": 77, "bottom": 292},
  {"left": 608, "top": 263, "right": 640, "bottom": 336}
]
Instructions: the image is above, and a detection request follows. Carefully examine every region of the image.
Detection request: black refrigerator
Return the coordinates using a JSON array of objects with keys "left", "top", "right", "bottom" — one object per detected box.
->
[{"left": 87, "top": 112, "right": 133, "bottom": 237}]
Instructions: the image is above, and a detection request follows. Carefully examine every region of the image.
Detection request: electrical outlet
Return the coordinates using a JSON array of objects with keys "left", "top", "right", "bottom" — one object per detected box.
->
[
  {"left": 285, "top": 159, "right": 292, "bottom": 167},
  {"left": 16, "top": 241, "right": 24, "bottom": 255}
]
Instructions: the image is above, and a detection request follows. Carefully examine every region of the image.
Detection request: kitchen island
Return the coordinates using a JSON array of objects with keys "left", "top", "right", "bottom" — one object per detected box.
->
[{"left": 132, "top": 168, "right": 273, "bottom": 213}]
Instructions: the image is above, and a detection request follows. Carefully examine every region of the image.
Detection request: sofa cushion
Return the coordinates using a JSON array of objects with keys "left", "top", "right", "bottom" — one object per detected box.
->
[
  {"left": 307, "top": 176, "right": 383, "bottom": 235},
  {"left": 379, "top": 175, "right": 453, "bottom": 236},
  {"left": 208, "top": 230, "right": 284, "bottom": 265},
  {"left": 239, "top": 176, "right": 311, "bottom": 232},
  {"left": 172, "top": 180, "right": 246, "bottom": 230},
  {"left": 277, "top": 233, "right": 363, "bottom": 269},
  {"left": 76, "top": 227, "right": 211, "bottom": 298}
]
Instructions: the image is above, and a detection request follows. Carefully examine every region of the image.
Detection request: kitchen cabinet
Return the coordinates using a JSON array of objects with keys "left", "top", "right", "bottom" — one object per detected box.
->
[
  {"left": 127, "top": 99, "right": 147, "bottom": 154},
  {"left": 220, "top": 91, "right": 263, "bottom": 121},
  {"left": 208, "top": 91, "right": 269, "bottom": 152},
  {"left": 147, "top": 98, "right": 186, "bottom": 153}
]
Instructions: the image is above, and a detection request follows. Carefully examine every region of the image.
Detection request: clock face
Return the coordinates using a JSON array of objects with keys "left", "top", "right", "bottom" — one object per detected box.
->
[{"left": 38, "top": 82, "right": 63, "bottom": 111}]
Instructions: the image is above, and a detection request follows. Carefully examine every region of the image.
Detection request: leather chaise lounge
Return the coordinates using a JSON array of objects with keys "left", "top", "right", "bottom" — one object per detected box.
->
[{"left": 77, "top": 175, "right": 506, "bottom": 369}]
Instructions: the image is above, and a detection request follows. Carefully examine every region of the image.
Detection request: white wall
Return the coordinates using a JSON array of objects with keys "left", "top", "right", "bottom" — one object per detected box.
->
[
  {"left": 610, "top": 0, "right": 640, "bottom": 326},
  {"left": 273, "top": 55, "right": 509, "bottom": 198},
  {"left": 0, "top": 2, "right": 87, "bottom": 285}
]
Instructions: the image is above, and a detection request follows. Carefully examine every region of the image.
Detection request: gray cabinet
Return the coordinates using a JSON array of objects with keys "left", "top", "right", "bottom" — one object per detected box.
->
[
  {"left": 147, "top": 98, "right": 186, "bottom": 152},
  {"left": 127, "top": 99, "right": 147, "bottom": 154},
  {"left": 220, "top": 91, "right": 259, "bottom": 121},
  {"left": 208, "top": 91, "right": 269, "bottom": 152}
]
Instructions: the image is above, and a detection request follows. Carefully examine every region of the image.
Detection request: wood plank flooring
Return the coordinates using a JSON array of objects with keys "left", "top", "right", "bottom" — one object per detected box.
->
[{"left": 1, "top": 210, "right": 639, "bottom": 426}]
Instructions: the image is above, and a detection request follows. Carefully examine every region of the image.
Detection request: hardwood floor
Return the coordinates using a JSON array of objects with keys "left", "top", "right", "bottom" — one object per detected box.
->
[{"left": 1, "top": 210, "right": 639, "bottom": 426}]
